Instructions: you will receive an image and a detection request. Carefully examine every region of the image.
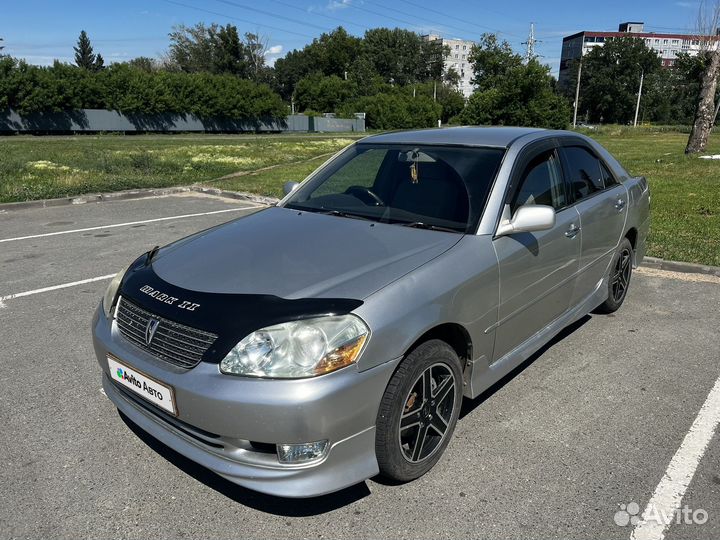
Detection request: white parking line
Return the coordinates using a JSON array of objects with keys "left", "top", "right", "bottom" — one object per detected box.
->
[
  {"left": 631, "top": 376, "right": 720, "bottom": 540},
  {"left": 0, "top": 206, "right": 263, "bottom": 244},
  {"left": 0, "top": 274, "right": 115, "bottom": 308}
]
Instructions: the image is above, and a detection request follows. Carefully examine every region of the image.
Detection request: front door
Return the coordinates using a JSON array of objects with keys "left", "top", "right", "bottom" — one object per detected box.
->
[{"left": 492, "top": 146, "right": 581, "bottom": 361}]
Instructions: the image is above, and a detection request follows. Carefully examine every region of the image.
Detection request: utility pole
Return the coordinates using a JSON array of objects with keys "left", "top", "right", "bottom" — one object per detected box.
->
[
  {"left": 522, "top": 23, "right": 540, "bottom": 62},
  {"left": 433, "top": 81, "right": 437, "bottom": 102},
  {"left": 573, "top": 58, "right": 582, "bottom": 128},
  {"left": 633, "top": 69, "right": 644, "bottom": 127}
]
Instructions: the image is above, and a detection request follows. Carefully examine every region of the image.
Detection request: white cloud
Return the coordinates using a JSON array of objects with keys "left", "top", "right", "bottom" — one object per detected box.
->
[
  {"left": 327, "top": 0, "right": 352, "bottom": 11},
  {"left": 266, "top": 44, "right": 283, "bottom": 55},
  {"left": 675, "top": 1, "right": 698, "bottom": 8}
]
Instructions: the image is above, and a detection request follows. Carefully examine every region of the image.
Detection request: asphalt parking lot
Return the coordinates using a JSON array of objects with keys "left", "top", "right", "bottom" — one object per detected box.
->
[{"left": 0, "top": 192, "right": 719, "bottom": 540}]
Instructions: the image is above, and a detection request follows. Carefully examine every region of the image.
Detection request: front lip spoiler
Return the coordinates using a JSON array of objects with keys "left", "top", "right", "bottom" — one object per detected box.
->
[{"left": 102, "top": 373, "right": 380, "bottom": 497}]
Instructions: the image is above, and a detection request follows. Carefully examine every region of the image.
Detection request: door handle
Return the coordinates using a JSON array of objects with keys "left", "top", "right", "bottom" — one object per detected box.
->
[
  {"left": 565, "top": 224, "right": 580, "bottom": 238},
  {"left": 614, "top": 198, "right": 626, "bottom": 211}
]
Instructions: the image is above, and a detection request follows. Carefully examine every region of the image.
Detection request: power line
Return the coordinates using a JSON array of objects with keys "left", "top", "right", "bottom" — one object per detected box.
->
[
  {"left": 265, "top": 0, "right": 369, "bottom": 31},
  {"left": 393, "top": 0, "right": 525, "bottom": 39},
  {"left": 362, "top": 0, "right": 486, "bottom": 39},
  {"left": 212, "top": 0, "right": 334, "bottom": 34},
  {"left": 341, "top": 1, "right": 451, "bottom": 34},
  {"left": 160, "top": 0, "right": 316, "bottom": 39}
]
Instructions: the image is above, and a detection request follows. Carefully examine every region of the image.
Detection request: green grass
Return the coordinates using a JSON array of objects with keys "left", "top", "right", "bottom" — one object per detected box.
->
[
  {"left": 0, "top": 129, "right": 718, "bottom": 266},
  {"left": 587, "top": 128, "right": 720, "bottom": 266},
  {"left": 213, "top": 153, "right": 334, "bottom": 197},
  {"left": 0, "top": 133, "right": 363, "bottom": 203}
]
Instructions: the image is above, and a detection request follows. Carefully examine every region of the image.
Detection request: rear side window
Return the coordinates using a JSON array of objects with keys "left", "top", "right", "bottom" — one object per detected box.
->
[
  {"left": 511, "top": 150, "right": 566, "bottom": 212},
  {"left": 563, "top": 146, "right": 605, "bottom": 201},
  {"left": 600, "top": 162, "right": 617, "bottom": 187}
]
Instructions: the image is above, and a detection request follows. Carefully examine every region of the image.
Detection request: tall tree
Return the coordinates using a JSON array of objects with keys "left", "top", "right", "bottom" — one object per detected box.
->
[
  {"left": 362, "top": 28, "right": 444, "bottom": 86},
  {"left": 686, "top": 0, "right": 720, "bottom": 154},
  {"left": 212, "top": 25, "right": 248, "bottom": 76},
  {"left": 74, "top": 30, "right": 99, "bottom": 70},
  {"left": 244, "top": 32, "right": 269, "bottom": 80},
  {"left": 469, "top": 33, "right": 523, "bottom": 91},
  {"left": 165, "top": 23, "right": 268, "bottom": 79},
  {"left": 575, "top": 36, "right": 661, "bottom": 124},
  {"left": 273, "top": 27, "right": 362, "bottom": 98},
  {"left": 73, "top": 30, "right": 105, "bottom": 71},
  {"left": 166, "top": 23, "right": 215, "bottom": 73},
  {"left": 461, "top": 34, "right": 569, "bottom": 128}
]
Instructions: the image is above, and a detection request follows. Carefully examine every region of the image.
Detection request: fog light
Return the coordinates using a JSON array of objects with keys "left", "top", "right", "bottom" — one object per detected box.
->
[{"left": 276, "top": 440, "right": 329, "bottom": 464}]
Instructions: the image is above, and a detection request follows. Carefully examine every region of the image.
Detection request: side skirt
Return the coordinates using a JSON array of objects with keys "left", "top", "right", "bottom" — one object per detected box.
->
[{"left": 463, "top": 276, "right": 608, "bottom": 400}]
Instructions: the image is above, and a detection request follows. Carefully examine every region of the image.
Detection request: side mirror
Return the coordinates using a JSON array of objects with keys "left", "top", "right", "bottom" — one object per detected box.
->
[
  {"left": 496, "top": 204, "right": 555, "bottom": 237},
  {"left": 283, "top": 181, "right": 300, "bottom": 196}
]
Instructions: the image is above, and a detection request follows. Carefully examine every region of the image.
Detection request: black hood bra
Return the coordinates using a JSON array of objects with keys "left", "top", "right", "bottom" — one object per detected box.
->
[{"left": 118, "top": 253, "right": 363, "bottom": 364}]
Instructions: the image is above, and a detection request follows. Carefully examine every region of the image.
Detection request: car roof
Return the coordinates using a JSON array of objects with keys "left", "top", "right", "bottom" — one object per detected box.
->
[{"left": 358, "top": 126, "right": 548, "bottom": 148}]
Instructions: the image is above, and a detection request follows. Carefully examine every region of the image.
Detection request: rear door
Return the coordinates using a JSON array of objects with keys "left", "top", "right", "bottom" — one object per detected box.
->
[
  {"left": 559, "top": 143, "right": 628, "bottom": 305},
  {"left": 492, "top": 140, "right": 581, "bottom": 361}
]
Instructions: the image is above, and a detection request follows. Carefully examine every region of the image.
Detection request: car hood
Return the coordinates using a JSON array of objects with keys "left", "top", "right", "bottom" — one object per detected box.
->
[{"left": 152, "top": 206, "right": 462, "bottom": 300}]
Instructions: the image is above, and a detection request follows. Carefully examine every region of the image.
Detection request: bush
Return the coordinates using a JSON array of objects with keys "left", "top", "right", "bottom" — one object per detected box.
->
[
  {"left": 294, "top": 73, "right": 358, "bottom": 113},
  {"left": 340, "top": 93, "right": 441, "bottom": 130},
  {"left": 0, "top": 58, "right": 287, "bottom": 120},
  {"left": 456, "top": 61, "right": 570, "bottom": 129}
]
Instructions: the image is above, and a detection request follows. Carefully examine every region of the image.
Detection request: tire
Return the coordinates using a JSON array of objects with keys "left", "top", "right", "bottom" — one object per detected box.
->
[
  {"left": 375, "top": 339, "right": 463, "bottom": 482},
  {"left": 595, "top": 237, "right": 633, "bottom": 314}
]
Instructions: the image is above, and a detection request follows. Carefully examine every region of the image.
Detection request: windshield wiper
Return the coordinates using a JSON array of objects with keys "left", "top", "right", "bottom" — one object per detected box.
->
[
  {"left": 318, "top": 209, "right": 374, "bottom": 221},
  {"left": 401, "top": 221, "right": 461, "bottom": 233}
]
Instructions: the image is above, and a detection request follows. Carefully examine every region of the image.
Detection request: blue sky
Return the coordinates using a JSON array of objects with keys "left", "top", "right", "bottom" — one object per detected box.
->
[{"left": 0, "top": 0, "right": 705, "bottom": 76}]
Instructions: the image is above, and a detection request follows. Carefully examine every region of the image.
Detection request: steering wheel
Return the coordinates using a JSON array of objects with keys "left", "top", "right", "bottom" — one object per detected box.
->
[{"left": 345, "top": 186, "right": 385, "bottom": 206}]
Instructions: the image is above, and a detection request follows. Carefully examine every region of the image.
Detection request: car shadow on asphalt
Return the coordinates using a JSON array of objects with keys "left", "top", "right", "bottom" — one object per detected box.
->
[
  {"left": 119, "top": 412, "right": 371, "bottom": 516},
  {"left": 458, "top": 314, "right": 592, "bottom": 420}
]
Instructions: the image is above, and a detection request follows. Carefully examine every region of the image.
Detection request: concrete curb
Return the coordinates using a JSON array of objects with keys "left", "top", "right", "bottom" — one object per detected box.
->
[
  {"left": 641, "top": 256, "right": 720, "bottom": 277},
  {"left": 190, "top": 186, "right": 279, "bottom": 206},
  {"left": 0, "top": 185, "right": 278, "bottom": 213}
]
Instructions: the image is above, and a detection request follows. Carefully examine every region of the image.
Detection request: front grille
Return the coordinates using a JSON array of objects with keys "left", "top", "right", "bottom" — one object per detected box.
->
[{"left": 115, "top": 296, "right": 217, "bottom": 369}]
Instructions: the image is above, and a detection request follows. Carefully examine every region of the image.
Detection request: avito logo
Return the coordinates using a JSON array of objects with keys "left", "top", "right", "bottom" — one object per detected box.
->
[{"left": 116, "top": 367, "right": 142, "bottom": 389}]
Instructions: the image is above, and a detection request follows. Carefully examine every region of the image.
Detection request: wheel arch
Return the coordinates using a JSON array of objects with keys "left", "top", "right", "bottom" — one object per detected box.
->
[
  {"left": 625, "top": 227, "right": 638, "bottom": 250},
  {"left": 404, "top": 322, "right": 473, "bottom": 368}
]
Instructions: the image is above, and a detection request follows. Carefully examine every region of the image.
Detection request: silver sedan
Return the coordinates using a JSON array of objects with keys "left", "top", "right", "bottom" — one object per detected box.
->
[{"left": 92, "top": 127, "right": 650, "bottom": 497}]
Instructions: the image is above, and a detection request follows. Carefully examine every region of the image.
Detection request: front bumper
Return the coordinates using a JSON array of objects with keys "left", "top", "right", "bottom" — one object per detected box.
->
[{"left": 92, "top": 305, "right": 401, "bottom": 497}]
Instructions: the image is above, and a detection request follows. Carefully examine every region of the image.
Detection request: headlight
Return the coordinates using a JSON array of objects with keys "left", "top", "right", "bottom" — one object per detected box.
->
[
  {"left": 102, "top": 264, "right": 131, "bottom": 318},
  {"left": 220, "top": 314, "right": 369, "bottom": 378}
]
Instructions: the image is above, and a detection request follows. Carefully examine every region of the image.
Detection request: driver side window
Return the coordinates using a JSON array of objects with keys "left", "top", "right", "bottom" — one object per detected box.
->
[{"left": 511, "top": 150, "right": 566, "bottom": 213}]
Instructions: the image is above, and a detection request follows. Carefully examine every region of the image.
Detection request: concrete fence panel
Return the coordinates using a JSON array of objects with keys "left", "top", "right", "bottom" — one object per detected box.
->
[{"left": 0, "top": 109, "right": 363, "bottom": 134}]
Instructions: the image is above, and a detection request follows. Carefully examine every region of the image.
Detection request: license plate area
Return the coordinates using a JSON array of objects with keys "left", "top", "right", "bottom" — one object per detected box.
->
[{"left": 107, "top": 354, "right": 177, "bottom": 416}]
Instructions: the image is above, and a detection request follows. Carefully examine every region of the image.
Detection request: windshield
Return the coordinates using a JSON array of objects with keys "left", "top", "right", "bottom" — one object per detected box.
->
[{"left": 282, "top": 144, "right": 505, "bottom": 233}]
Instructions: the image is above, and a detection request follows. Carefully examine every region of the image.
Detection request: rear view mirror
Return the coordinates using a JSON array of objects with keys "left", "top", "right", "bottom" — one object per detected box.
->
[
  {"left": 283, "top": 181, "right": 300, "bottom": 196},
  {"left": 496, "top": 205, "right": 555, "bottom": 237}
]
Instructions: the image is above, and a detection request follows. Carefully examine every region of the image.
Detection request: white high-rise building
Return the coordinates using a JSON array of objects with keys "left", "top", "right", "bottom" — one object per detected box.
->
[
  {"left": 424, "top": 34, "right": 476, "bottom": 98},
  {"left": 559, "top": 22, "right": 719, "bottom": 88}
]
